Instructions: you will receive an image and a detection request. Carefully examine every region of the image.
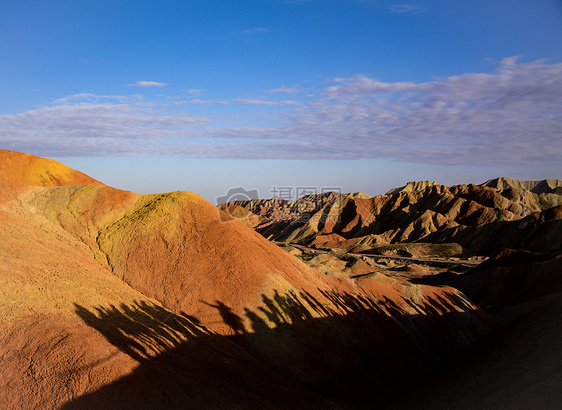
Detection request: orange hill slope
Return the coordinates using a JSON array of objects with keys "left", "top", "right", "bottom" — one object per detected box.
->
[
  {"left": 0, "top": 180, "right": 331, "bottom": 409},
  {"left": 0, "top": 151, "right": 496, "bottom": 408},
  {"left": 0, "top": 150, "right": 104, "bottom": 187}
]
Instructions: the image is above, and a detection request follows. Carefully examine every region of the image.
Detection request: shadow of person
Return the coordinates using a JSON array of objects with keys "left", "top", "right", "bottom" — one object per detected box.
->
[
  {"left": 204, "top": 300, "right": 246, "bottom": 335},
  {"left": 243, "top": 308, "right": 269, "bottom": 334}
]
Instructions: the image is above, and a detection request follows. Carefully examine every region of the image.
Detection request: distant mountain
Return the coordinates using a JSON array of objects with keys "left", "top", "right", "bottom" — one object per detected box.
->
[
  {"left": 219, "top": 178, "right": 562, "bottom": 255},
  {"left": 385, "top": 177, "right": 562, "bottom": 196},
  {"left": 481, "top": 177, "right": 562, "bottom": 194},
  {"left": 348, "top": 191, "right": 373, "bottom": 199},
  {"left": 385, "top": 180, "right": 438, "bottom": 195}
]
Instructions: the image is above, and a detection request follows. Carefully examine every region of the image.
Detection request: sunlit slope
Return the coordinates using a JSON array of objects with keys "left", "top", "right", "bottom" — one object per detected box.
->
[
  {"left": 0, "top": 170, "right": 335, "bottom": 409},
  {"left": 0, "top": 150, "right": 104, "bottom": 187}
]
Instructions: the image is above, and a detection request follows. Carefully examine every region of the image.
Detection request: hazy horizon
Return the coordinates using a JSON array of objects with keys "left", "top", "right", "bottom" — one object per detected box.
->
[
  {"left": 2, "top": 0, "right": 561, "bottom": 201},
  {"left": 50, "top": 155, "right": 560, "bottom": 202}
]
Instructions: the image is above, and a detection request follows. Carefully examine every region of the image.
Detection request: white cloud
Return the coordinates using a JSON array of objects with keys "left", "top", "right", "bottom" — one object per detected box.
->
[
  {"left": 232, "top": 97, "right": 302, "bottom": 106},
  {"left": 0, "top": 95, "right": 222, "bottom": 157},
  {"left": 268, "top": 86, "right": 300, "bottom": 94},
  {"left": 1, "top": 58, "right": 561, "bottom": 166},
  {"left": 388, "top": 4, "right": 424, "bottom": 13},
  {"left": 217, "top": 57, "right": 562, "bottom": 165},
  {"left": 186, "top": 89, "right": 203, "bottom": 97},
  {"left": 129, "top": 81, "right": 167, "bottom": 87},
  {"left": 231, "top": 28, "right": 269, "bottom": 37},
  {"left": 239, "top": 28, "right": 268, "bottom": 35},
  {"left": 52, "top": 93, "right": 140, "bottom": 105}
]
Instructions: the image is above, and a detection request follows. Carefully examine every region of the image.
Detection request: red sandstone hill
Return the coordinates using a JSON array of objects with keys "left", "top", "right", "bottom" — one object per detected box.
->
[
  {"left": 0, "top": 151, "right": 496, "bottom": 409},
  {"left": 219, "top": 179, "right": 562, "bottom": 255}
]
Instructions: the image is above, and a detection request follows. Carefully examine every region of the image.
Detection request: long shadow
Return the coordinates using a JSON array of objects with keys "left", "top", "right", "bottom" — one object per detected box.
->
[
  {"left": 214, "top": 287, "right": 495, "bottom": 396},
  {"left": 66, "top": 301, "right": 338, "bottom": 410},
  {"left": 73, "top": 301, "right": 207, "bottom": 362},
  {"left": 65, "top": 289, "right": 495, "bottom": 409}
]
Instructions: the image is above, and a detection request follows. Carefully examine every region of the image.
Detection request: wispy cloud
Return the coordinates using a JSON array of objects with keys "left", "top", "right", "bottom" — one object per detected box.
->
[
  {"left": 240, "top": 27, "right": 268, "bottom": 35},
  {"left": 129, "top": 81, "right": 167, "bottom": 87},
  {"left": 232, "top": 97, "right": 302, "bottom": 106},
  {"left": 52, "top": 93, "right": 140, "bottom": 105},
  {"left": 268, "top": 86, "right": 300, "bottom": 94},
  {"left": 0, "top": 95, "right": 222, "bottom": 157},
  {"left": 232, "top": 27, "right": 269, "bottom": 37},
  {"left": 185, "top": 89, "right": 203, "bottom": 97},
  {"left": 388, "top": 4, "right": 424, "bottom": 13},
  {"left": 2, "top": 58, "right": 561, "bottom": 166}
]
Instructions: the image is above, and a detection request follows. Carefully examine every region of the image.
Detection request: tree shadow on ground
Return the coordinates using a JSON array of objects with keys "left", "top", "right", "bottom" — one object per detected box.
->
[
  {"left": 66, "top": 288, "right": 495, "bottom": 409},
  {"left": 67, "top": 301, "right": 338, "bottom": 410}
]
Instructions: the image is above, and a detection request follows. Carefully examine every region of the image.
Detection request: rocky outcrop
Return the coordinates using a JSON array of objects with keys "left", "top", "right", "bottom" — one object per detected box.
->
[{"left": 220, "top": 179, "right": 562, "bottom": 255}]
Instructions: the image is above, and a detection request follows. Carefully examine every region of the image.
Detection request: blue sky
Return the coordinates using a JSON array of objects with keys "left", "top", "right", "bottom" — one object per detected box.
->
[{"left": 1, "top": 0, "right": 561, "bottom": 201}]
